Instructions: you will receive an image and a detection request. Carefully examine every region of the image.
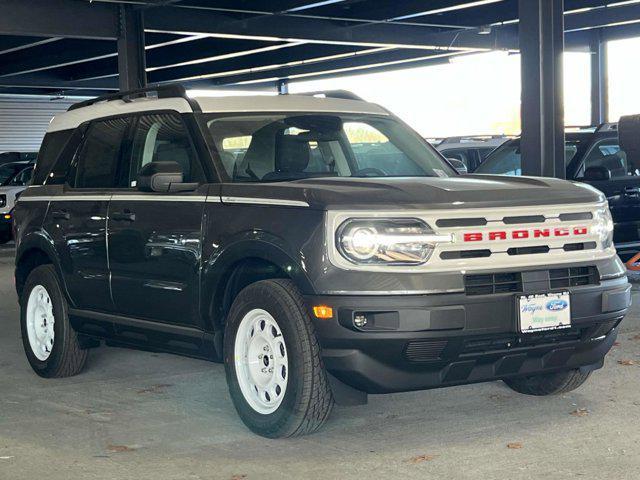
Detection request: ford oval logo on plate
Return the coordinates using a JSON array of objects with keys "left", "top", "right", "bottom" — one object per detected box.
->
[{"left": 546, "top": 299, "right": 568, "bottom": 311}]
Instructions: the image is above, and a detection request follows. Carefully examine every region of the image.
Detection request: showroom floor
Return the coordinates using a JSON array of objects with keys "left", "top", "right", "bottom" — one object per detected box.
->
[{"left": 1, "top": 246, "right": 640, "bottom": 480}]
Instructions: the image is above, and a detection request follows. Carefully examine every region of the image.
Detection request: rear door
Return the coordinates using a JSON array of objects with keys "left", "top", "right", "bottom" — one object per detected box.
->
[
  {"left": 571, "top": 135, "right": 640, "bottom": 251},
  {"left": 107, "top": 113, "right": 208, "bottom": 326},
  {"left": 43, "top": 117, "right": 131, "bottom": 311}
]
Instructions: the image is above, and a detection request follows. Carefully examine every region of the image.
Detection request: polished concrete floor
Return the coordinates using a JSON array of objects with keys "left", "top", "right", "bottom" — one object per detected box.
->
[{"left": 2, "top": 245, "right": 640, "bottom": 480}]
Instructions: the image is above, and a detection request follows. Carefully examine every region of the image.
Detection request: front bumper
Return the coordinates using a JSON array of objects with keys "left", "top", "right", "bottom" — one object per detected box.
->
[{"left": 306, "top": 275, "right": 631, "bottom": 394}]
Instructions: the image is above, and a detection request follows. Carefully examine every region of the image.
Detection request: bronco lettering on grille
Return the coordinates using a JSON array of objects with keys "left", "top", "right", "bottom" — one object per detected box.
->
[{"left": 463, "top": 226, "right": 588, "bottom": 242}]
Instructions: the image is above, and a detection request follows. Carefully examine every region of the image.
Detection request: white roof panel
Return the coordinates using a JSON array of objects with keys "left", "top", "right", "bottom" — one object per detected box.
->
[
  {"left": 47, "top": 94, "right": 387, "bottom": 133},
  {"left": 194, "top": 95, "right": 388, "bottom": 115}
]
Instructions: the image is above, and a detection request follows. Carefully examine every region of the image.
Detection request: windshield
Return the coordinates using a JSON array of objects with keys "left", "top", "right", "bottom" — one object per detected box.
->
[
  {"left": 0, "top": 163, "right": 29, "bottom": 186},
  {"left": 474, "top": 140, "right": 580, "bottom": 176},
  {"left": 205, "top": 113, "right": 454, "bottom": 182}
]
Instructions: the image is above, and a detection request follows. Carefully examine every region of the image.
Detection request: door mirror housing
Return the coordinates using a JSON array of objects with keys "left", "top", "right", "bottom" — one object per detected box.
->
[
  {"left": 137, "top": 161, "right": 198, "bottom": 193},
  {"left": 583, "top": 165, "right": 611, "bottom": 181},
  {"left": 447, "top": 158, "right": 468, "bottom": 175}
]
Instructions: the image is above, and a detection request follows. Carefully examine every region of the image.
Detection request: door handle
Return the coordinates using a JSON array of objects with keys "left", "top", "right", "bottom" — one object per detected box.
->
[
  {"left": 51, "top": 209, "right": 70, "bottom": 220},
  {"left": 111, "top": 211, "right": 136, "bottom": 222}
]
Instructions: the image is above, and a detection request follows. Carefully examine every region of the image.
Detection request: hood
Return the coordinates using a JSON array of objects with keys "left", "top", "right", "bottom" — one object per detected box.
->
[{"left": 221, "top": 175, "right": 605, "bottom": 210}]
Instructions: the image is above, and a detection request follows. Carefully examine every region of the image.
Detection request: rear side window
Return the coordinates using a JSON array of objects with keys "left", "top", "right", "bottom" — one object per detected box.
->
[
  {"left": 73, "top": 118, "right": 131, "bottom": 189},
  {"left": 32, "top": 130, "right": 73, "bottom": 185}
]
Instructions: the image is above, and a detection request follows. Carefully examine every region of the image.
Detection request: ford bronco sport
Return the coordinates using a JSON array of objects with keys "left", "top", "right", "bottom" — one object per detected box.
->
[{"left": 14, "top": 85, "right": 630, "bottom": 438}]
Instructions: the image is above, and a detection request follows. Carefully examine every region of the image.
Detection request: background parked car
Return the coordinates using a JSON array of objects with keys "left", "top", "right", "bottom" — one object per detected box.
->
[
  {"left": 473, "top": 121, "right": 640, "bottom": 260},
  {"left": 435, "top": 135, "right": 511, "bottom": 172},
  {"left": 0, "top": 160, "right": 35, "bottom": 243}
]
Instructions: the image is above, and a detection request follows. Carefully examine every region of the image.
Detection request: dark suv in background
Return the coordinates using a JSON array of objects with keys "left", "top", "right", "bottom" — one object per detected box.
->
[{"left": 475, "top": 122, "right": 640, "bottom": 260}]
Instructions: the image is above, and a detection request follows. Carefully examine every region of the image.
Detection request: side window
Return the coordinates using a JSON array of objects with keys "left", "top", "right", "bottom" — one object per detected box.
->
[
  {"left": 128, "top": 114, "right": 205, "bottom": 188},
  {"left": 576, "top": 139, "right": 630, "bottom": 179},
  {"left": 73, "top": 118, "right": 131, "bottom": 189},
  {"left": 33, "top": 130, "right": 73, "bottom": 185}
]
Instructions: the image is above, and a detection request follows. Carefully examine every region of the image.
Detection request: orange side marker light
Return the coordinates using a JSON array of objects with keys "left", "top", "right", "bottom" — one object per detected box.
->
[
  {"left": 313, "top": 305, "right": 333, "bottom": 319},
  {"left": 626, "top": 252, "right": 640, "bottom": 271}
]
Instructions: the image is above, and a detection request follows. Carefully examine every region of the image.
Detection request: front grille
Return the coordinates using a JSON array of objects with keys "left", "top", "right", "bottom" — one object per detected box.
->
[
  {"left": 549, "top": 266, "right": 599, "bottom": 289},
  {"left": 405, "top": 339, "right": 448, "bottom": 362},
  {"left": 507, "top": 245, "right": 549, "bottom": 256},
  {"left": 461, "top": 329, "right": 583, "bottom": 355},
  {"left": 440, "top": 249, "right": 491, "bottom": 260},
  {"left": 464, "top": 266, "right": 599, "bottom": 296},
  {"left": 433, "top": 207, "right": 601, "bottom": 269},
  {"left": 464, "top": 272, "right": 522, "bottom": 295},
  {"left": 563, "top": 241, "right": 597, "bottom": 252}
]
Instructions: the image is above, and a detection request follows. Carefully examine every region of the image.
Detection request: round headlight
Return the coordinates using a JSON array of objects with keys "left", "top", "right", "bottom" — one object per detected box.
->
[
  {"left": 345, "top": 226, "right": 379, "bottom": 260},
  {"left": 336, "top": 218, "right": 450, "bottom": 266}
]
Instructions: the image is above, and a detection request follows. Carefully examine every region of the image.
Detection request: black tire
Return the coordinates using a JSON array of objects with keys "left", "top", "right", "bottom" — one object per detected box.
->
[
  {"left": 224, "top": 279, "right": 334, "bottom": 438},
  {"left": 20, "top": 265, "right": 88, "bottom": 378},
  {"left": 504, "top": 369, "right": 591, "bottom": 396}
]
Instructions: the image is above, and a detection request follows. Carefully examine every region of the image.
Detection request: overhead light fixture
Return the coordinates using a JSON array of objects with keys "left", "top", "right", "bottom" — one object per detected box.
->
[{"left": 478, "top": 25, "right": 493, "bottom": 35}]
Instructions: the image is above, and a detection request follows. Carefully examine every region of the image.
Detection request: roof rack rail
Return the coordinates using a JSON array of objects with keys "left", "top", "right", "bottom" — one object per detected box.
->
[
  {"left": 67, "top": 83, "right": 198, "bottom": 112},
  {"left": 291, "top": 90, "right": 364, "bottom": 101}
]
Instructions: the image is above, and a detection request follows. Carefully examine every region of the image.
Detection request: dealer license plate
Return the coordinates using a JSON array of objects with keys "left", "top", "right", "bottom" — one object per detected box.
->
[{"left": 518, "top": 292, "right": 571, "bottom": 333}]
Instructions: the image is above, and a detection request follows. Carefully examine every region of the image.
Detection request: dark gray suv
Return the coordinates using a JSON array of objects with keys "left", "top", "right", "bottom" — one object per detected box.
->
[{"left": 14, "top": 85, "right": 630, "bottom": 438}]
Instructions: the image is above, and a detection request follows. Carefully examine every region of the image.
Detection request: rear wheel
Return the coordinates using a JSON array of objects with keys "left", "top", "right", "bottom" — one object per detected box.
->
[
  {"left": 224, "top": 279, "right": 334, "bottom": 438},
  {"left": 20, "top": 265, "right": 88, "bottom": 378},
  {"left": 504, "top": 369, "right": 591, "bottom": 396}
]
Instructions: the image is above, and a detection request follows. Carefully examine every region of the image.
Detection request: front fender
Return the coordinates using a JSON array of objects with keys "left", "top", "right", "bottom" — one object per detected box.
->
[{"left": 203, "top": 229, "right": 315, "bottom": 293}]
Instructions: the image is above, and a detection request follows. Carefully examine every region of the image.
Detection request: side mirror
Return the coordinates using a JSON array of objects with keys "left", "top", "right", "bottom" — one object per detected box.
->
[
  {"left": 583, "top": 165, "right": 611, "bottom": 181},
  {"left": 447, "top": 158, "right": 468, "bottom": 175},
  {"left": 137, "top": 161, "right": 198, "bottom": 193}
]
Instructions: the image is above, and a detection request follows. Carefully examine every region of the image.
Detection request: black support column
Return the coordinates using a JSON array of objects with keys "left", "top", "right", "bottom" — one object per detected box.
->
[
  {"left": 117, "top": 5, "right": 147, "bottom": 91},
  {"left": 519, "top": 0, "right": 565, "bottom": 179},
  {"left": 590, "top": 30, "right": 609, "bottom": 126}
]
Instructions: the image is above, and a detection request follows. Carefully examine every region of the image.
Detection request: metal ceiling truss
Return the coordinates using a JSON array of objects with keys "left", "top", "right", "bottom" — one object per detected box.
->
[{"left": 0, "top": 0, "right": 638, "bottom": 95}]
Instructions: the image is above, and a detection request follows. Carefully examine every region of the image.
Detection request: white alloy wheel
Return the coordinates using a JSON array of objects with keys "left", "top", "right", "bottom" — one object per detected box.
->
[
  {"left": 234, "top": 308, "right": 289, "bottom": 414},
  {"left": 26, "top": 284, "right": 55, "bottom": 361}
]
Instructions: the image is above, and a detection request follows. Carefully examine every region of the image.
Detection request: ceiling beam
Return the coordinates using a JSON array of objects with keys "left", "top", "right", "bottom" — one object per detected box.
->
[
  {"left": 0, "top": 40, "right": 116, "bottom": 78},
  {"left": 0, "top": 0, "right": 118, "bottom": 40},
  {"left": 144, "top": 6, "right": 517, "bottom": 51},
  {"left": 0, "top": 33, "right": 206, "bottom": 79},
  {"left": 0, "top": 74, "right": 117, "bottom": 91},
  {"left": 216, "top": 50, "right": 464, "bottom": 88},
  {"left": 565, "top": 3, "right": 640, "bottom": 32},
  {"left": 156, "top": 45, "right": 389, "bottom": 84},
  {"left": 0, "top": 37, "right": 62, "bottom": 56}
]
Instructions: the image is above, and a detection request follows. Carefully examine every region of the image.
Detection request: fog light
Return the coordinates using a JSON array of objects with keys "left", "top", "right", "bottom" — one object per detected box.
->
[
  {"left": 3, "top": 214, "right": 10, "bottom": 220},
  {"left": 354, "top": 314, "right": 368, "bottom": 328}
]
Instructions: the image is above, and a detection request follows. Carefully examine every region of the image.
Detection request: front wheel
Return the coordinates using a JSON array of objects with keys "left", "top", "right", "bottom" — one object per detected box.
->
[
  {"left": 224, "top": 279, "right": 334, "bottom": 438},
  {"left": 504, "top": 369, "right": 591, "bottom": 396}
]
